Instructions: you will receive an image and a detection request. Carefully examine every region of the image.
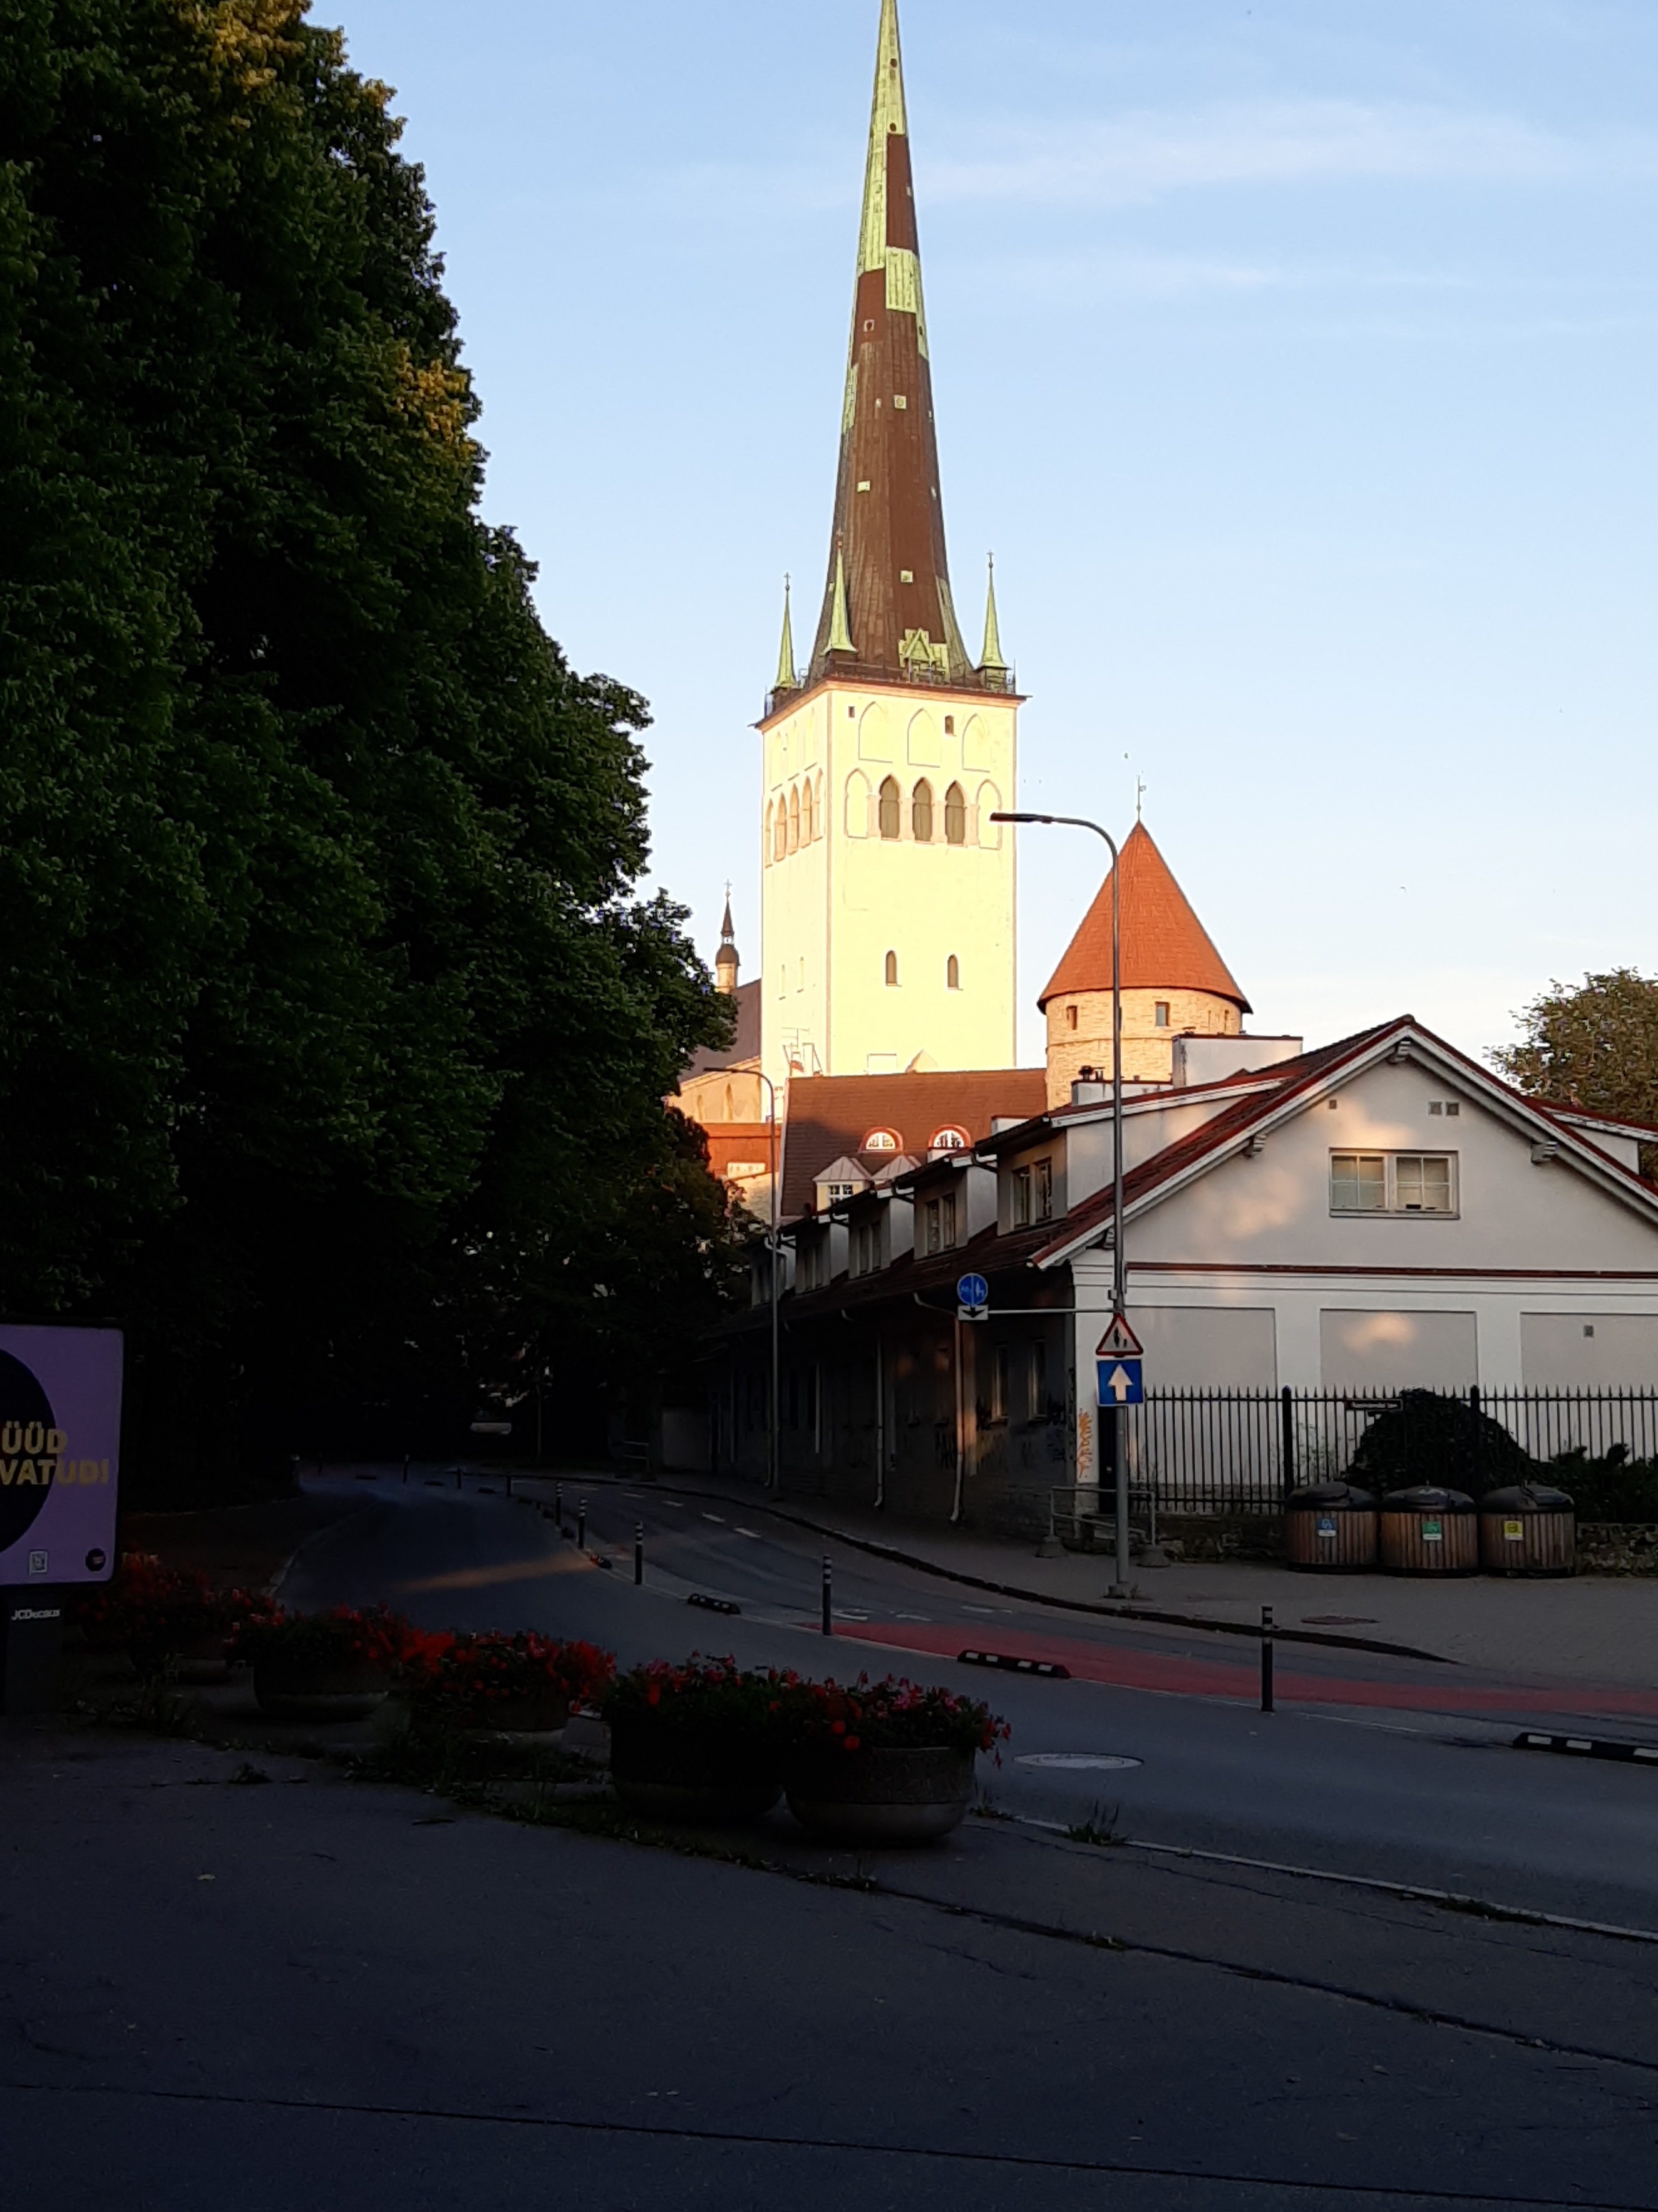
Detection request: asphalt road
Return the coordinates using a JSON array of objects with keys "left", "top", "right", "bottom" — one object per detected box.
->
[{"left": 281, "top": 1470, "right": 1658, "bottom": 1931}]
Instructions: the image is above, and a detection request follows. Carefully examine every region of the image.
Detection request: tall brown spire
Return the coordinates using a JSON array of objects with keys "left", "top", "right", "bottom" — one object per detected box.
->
[{"left": 807, "top": 1, "right": 972, "bottom": 688}]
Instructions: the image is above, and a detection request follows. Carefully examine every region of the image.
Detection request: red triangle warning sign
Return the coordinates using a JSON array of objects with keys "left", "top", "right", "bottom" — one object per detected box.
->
[{"left": 1096, "top": 1313, "right": 1143, "bottom": 1360}]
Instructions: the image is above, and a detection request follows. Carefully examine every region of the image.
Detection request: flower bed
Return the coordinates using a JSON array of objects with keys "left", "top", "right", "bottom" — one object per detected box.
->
[
  {"left": 602, "top": 1658, "right": 791, "bottom": 1822},
  {"left": 230, "top": 1605, "right": 414, "bottom": 1720},
  {"left": 770, "top": 1675, "right": 1009, "bottom": 1844},
  {"left": 407, "top": 1631, "right": 614, "bottom": 1738},
  {"left": 68, "top": 1553, "right": 276, "bottom": 1680}
]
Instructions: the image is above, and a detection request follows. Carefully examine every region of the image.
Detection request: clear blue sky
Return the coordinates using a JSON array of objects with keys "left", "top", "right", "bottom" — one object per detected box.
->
[{"left": 334, "top": 0, "right": 1657, "bottom": 1065}]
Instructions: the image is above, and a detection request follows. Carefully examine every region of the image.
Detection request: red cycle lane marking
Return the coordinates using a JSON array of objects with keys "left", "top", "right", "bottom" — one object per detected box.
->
[{"left": 835, "top": 1620, "right": 1658, "bottom": 1721}]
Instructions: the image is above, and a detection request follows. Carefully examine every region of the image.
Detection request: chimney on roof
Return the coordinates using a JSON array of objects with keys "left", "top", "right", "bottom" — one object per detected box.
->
[{"left": 1070, "top": 1069, "right": 1108, "bottom": 1105}]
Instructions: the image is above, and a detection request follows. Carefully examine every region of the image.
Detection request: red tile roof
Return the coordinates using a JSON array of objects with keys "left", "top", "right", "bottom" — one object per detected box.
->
[
  {"left": 781, "top": 1067, "right": 1046, "bottom": 1219},
  {"left": 1038, "top": 822, "right": 1250, "bottom": 1013}
]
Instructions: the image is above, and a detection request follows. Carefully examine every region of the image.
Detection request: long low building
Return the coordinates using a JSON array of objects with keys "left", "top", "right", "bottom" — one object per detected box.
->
[{"left": 706, "top": 1008, "right": 1658, "bottom": 1519}]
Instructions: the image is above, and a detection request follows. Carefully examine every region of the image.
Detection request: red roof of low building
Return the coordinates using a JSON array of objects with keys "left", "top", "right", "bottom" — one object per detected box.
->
[
  {"left": 1038, "top": 822, "right": 1250, "bottom": 1015},
  {"left": 781, "top": 1067, "right": 1046, "bottom": 1220}
]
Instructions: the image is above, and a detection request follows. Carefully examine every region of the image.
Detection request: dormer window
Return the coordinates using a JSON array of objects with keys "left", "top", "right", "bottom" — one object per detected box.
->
[
  {"left": 930, "top": 1126, "right": 969, "bottom": 1154},
  {"left": 862, "top": 1128, "right": 900, "bottom": 1152}
]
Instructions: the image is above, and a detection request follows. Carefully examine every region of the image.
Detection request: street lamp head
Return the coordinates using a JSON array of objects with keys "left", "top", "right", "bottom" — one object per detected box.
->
[{"left": 989, "top": 811, "right": 1052, "bottom": 825}]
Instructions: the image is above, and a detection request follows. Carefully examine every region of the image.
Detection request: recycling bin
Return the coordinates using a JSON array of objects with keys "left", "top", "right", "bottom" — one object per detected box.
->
[
  {"left": 1478, "top": 1484, "right": 1576, "bottom": 1577},
  {"left": 1379, "top": 1485, "right": 1478, "bottom": 1576},
  {"left": 1285, "top": 1482, "right": 1377, "bottom": 1570}
]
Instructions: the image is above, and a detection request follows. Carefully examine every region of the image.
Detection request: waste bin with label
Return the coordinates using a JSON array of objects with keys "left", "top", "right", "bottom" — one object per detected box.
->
[
  {"left": 1478, "top": 1483, "right": 1576, "bottom": 1577},
  {"left": 1379, "top": 1485, "right": 1478, "bottom": 1575},
  {"left": 1285, "top": 1482, "right": 1377, "bottom": 1570}
]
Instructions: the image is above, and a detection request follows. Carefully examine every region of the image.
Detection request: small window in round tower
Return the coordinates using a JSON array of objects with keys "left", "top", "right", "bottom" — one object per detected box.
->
[
  {"left": 947, "top": 954, "right": 960, "bottom": 990},
  {"left": 1066, "top": 1005, "right": 1078, "bottom": 1031},
  {"left": 1155, "top": 1001, "right": 1170, "bottom": 1028},
  {"left": 885, "top": 950, "right": 899, "bottom": 988}
]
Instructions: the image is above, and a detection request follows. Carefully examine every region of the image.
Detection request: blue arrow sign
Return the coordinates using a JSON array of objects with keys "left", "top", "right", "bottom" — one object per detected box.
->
[
  {"left": 1096, "top": 1358, "right": 1144, "bottom": 1407},
  {"left": 955, "top": 1273, "right": 989, "bottom": 1311}
]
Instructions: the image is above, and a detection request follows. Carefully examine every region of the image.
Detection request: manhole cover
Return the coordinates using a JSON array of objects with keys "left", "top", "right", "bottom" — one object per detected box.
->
[{"left": 1017, "top": 1752, "right": 1142, "bottom": 1772}]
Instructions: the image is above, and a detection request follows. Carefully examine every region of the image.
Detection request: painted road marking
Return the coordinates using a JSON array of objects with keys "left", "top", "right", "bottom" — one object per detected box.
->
[{"left": 1019, "top": 1752, "right": 1142, "bottom": 1772}]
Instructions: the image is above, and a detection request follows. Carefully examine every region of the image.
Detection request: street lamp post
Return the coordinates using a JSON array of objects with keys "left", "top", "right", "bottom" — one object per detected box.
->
[
  {"left": 756, "top": 1071, "right": 783, "bottom": 1494},
  {"left": 991, "top": 811, "right": 1133, "bottom": 1598}
]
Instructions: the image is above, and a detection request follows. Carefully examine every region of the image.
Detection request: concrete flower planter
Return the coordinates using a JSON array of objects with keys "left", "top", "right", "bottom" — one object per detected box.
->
[
  {"left": 784, "top": 1745, "right": 976, "bottom": 1844},
  {"left": 457, "top": 1691, "right": 570, "bottom": 1747},
  {"left": 609, "top": 1713, "right": 781, "bottom": 1824},
  {"left": 252, "top": 1656, "right": 390, "bottom": 1722}
]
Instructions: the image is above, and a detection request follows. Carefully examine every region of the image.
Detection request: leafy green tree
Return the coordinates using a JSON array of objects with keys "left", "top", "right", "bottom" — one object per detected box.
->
[
  {"left": 1491, "top": 970, "right": 1658, "bottom": 1179},
  {"left": 0, "top": 0, "right": 736, "bottom": 1494}
]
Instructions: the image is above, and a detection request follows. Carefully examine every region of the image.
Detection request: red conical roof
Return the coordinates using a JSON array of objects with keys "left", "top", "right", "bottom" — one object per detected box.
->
[
  {"left": 1038, "top": 824, "right": 1251, "bottom": 1013},
  {"left": 806, "top": 1, "right": 970, "bottom": 686}
]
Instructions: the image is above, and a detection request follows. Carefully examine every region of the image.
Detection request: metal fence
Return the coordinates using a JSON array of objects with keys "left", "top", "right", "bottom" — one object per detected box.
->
[{"left": 1112, "top": 1385, "right": 1658, "bottom": 1517}]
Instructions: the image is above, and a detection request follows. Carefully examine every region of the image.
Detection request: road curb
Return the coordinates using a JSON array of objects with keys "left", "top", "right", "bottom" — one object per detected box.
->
[
  {"left": 533, "top": 1474, "right": 1452, "bottom": 1667},
  {"left": 1515, "top": 1729, "right": 1658, "bottom": 1766}
]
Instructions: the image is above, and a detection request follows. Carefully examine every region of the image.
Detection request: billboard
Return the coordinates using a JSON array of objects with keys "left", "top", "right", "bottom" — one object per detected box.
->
[{"left": 0, "top": 1324, "right": 123, "bottom": 1587}]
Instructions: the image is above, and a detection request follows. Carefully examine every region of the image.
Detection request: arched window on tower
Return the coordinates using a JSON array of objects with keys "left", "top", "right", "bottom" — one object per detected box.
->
[
  {"left": 815, "top": 772, "right": 824, "bottom": 838},
  {"left": 765, "top": 801, "right": 775, "bottom": 864},
  {"left": 944, "top": 782, "right": 966, "bottom": 845},
  {"left": 788, "top": 786, "right": 800, "bottom": 854},
  {"left": 801, "top": 778, "right": 814, "bottom": 845},
  {"left": 878, "top": 777, "right": 901, "bottom": 839},
  {"left": 947, "top": 954, "right": 960, "bottom": 990},
  {"left": 772, "top": 802, "right": 786, "bottom": 863},
  {"left": 884, "top": 949, "right": 899, "bottom": 987},
  {"left": 912, "top": 779, "right": 934, "bottom": 842}
]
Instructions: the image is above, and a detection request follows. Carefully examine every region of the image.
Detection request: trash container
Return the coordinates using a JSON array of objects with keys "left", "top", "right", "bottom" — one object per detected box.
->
[
  {"left": 1379, "top": 1486, "right": 1478, "bottom": 1576},
  {"left": 1285, "top": 1482, "right": 1377, "bottom": 1570},
  {"left": 1478, "top": 1484, "right": 1576, "bottom": 1577}
]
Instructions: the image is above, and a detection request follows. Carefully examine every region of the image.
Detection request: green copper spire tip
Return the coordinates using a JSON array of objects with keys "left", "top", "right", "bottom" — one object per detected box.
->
[
  {"left": 980, "top": 551, "right": 1006, "bottom": 671},
  {"left": 828, "top": 545, "right": 855, "bottom": 655},
  {"left": 775, "top": 574, "right": 796, "bottom": 690}
]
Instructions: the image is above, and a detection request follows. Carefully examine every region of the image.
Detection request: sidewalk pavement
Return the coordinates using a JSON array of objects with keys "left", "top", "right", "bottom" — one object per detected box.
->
[{"left": 547, "top": 1470, "right": 1658, "bottom": 1691}]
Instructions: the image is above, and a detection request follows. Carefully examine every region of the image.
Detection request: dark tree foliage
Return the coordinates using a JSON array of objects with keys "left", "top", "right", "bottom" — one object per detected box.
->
[
  {"left": 1491, "top": 969, "right": 1658, "bottom": 1180},
  {"left": 1345, "top": 1391, "right": 1539, "bottom": 1497},
  {"left": 0, "top": 0, "right": 736, "bottom": 1495}
]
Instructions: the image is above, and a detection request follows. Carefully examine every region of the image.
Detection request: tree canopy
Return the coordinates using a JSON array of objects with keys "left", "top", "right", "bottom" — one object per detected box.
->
[
  {"left": 1491, "top": 969, "right": 1658, "bottom": 1179},
  {"left": 1, "top": 0, "right": 737, "bottom": 1492}
]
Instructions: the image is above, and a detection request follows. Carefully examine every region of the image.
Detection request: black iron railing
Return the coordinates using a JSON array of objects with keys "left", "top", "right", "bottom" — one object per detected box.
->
[{"left": 1114, "top": 1385, "right": 1658, "bottom": 1517}]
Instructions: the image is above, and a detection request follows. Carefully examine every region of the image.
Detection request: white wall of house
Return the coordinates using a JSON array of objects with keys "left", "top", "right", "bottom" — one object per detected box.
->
[{"left": 1059, "top": 1050, "right": 1658, "bottom": 1458}]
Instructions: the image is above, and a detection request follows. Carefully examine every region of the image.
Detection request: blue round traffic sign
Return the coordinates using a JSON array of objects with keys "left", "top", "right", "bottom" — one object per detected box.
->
[{"left": 957, "top": 1273, "right": 989, "bottom": 1310}]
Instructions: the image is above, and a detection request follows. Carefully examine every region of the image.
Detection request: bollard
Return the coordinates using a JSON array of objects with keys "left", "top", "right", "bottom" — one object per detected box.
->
[
  {"left": 1260, "top": 1604, "right": 1275, "bottom": 1713},
  {"left": 634, "top": 1521, "right": 644, "bottom": 1586},
  {"left": 401, "top": 1455, "right": 409, "bottom": 1487},
  {"left": 577, "top": 1497, "right": 588, "bottom": 1550},
  {"left": 821, "top": 1555, "right": 833, "bottom": 1636}
]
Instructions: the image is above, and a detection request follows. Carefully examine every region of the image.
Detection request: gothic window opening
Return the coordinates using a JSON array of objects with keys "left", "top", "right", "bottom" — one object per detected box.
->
[
  {"left": 946, "top": 954, "right": 960, "bottom": 991},
  {"left": 788, "top": 786, "right": 800, "bottom": 853},
  {"left": 944, "top": 782, "right": 965, "bottom": 844},
  {"left": 772, "top": 803, "right": 786, "bottom": 863},
  {"left": 884, "top": 949, "right": 899, "bottom": 987},
  {"left": 878, "top": 777, "right": 901, "bottom": 839},
  {"left": 801, "top": 778, "right": 814, "bottom": 845},
  {"left": 912, "top": 778, "right": 934, "bottom": 842}
]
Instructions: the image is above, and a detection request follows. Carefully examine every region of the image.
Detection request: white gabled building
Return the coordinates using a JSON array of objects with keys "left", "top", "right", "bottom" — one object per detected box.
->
[{"left": 997, "top": 1016, "right": 1658, "bottom": 1491}]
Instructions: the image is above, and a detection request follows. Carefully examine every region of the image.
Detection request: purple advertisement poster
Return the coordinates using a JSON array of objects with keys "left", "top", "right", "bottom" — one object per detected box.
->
[{"left": 0, "top": 1323, "right": 124, "bottom": 1588}]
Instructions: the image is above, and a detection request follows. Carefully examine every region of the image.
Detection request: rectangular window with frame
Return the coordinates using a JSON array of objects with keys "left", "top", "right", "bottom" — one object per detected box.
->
[
  {"left": 1011, "top": 1165, "right": 1031, "bottom": 1228},
  {"left": 990, "top": 1345, "right": 1008, "bottom": 1422},
  {"left": 1035, "top": 1157, "right": 1054, "bottom": 1222},
  {"left": 940, "top": 1191, "right": 957, "bottom": 1249},
  {"left": 1331, "top": 1150, "right": 1456, "bottom": 1216},
  {"left": 925, "top": 1199, "right": 941, "bottom": 1255},
  {"left": 1025, "top": 1341, "right": 1048, "bottom": 1422}
]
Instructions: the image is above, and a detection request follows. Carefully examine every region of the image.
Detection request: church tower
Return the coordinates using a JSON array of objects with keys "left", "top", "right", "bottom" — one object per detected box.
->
[{"left": 759, "top": 0, "right": 1019, "bottom": 1095}]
